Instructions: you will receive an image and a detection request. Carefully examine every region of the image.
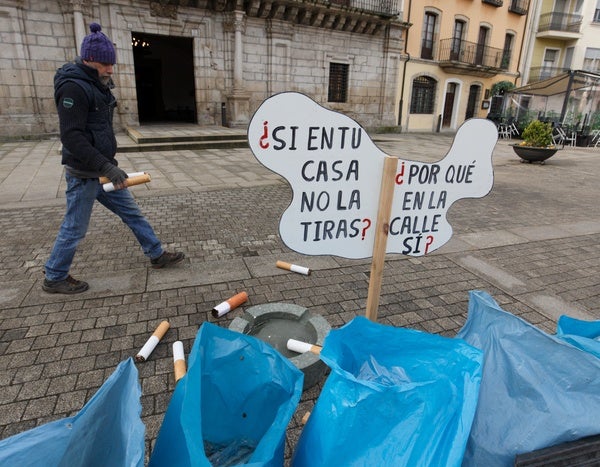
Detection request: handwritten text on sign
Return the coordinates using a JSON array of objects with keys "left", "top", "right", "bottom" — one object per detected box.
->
[{"left": 248, "top": 92, "right": 496, "bottom": 259}]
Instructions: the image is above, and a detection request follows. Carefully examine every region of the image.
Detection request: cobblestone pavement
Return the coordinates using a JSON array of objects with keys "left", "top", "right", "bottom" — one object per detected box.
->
[{"left": 1, "top": 131, "right": 599, "bottom": 463}]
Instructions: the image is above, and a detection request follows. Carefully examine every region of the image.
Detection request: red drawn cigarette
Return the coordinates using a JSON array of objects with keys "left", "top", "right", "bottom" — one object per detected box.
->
[
  {"left": 173, "top": 341, "right": 186, "bottom": 382},
  {"left": 276, "top": 260, "right": 311, "bottom": 276},
  {"left": 287, "top": 338, "right": 322, "bottom": 355},
  {"left": 135, "top": 320, "right": 170, "bottom": 362},
  {"left": 212, "top": 291, "right": 248, "bottom": 318}
]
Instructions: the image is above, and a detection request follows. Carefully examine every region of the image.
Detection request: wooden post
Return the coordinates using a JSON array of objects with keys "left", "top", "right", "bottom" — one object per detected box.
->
[{"left": 365, "top": 155, "right": 398, "bottom": 321}]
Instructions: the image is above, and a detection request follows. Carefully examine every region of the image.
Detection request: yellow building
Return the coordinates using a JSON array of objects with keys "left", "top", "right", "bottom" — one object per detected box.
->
[{"left": 398, "top": 0, "right": 529, "bottom": 132}]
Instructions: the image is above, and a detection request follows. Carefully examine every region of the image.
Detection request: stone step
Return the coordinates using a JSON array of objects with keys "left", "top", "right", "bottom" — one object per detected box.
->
[
  {"left": 117, "top": 138, "right": 249, "bottom": 153},
  {"left": 126, "top": 127, "right": 247, "bottom": 144},
  {"left": 119, "top": 126, "right": 249, "bottom": 152}
]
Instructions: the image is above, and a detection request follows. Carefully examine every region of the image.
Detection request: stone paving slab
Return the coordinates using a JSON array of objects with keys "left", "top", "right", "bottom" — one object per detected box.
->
[
  {"left": 0, "top": 281, "right": 34, "bottom": 309},
  {"left": 1, "top": 132, "right": 599, "bottom": 464},
  {"left": 146, "top": 258, "right": 251, "bottom": 291},
  {"left": 20, "top": 270, "right": 149, "bottom": 307}
]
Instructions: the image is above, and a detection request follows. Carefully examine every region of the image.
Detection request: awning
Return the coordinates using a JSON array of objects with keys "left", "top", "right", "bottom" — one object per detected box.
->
[
  {"left": 510, "top": 70, "right": 600, "bottom": 97},
  {"left": 509, "top": 70, "right": 600, "bottom": 123}
]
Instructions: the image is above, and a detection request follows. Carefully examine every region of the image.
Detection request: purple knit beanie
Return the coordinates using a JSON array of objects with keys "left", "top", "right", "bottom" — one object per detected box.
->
[{"left": 80, "top": 23, "right": 116, "bottom": 64}]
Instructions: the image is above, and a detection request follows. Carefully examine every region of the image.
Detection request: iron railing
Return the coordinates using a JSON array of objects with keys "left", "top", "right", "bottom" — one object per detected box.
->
[
  {"left": 329, "top": 0, "right": 399, "bottom": 15},
  {"left": 528, "top": 66, "right": 570, "bottom": 83},
  {"left": 538, "top": 12, "right": 583, "bottom": 33},
  {"left": 508, "top": 0, "right": 528, "bottom": 15},
  {"left": 265, "top": 0, "right": 399, "bottom": 16},
  {"left": 209, "top": 0, "right": 400, "bottom": 17},
  {"left": 438, "top": 38, "right": 506, "bottom": 69}
]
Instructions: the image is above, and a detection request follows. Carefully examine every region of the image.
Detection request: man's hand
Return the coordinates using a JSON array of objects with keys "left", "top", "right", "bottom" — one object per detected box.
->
[{"left": 101, "top": 162, "right": 128, "bottom": 190}]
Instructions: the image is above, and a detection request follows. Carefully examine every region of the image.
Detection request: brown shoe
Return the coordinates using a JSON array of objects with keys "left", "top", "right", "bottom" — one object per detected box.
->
[
  {"left": 42, "top": 275, "right": 89, "bottom": 294},
  {"left": 150, "top": 251, "right": 185, "bottom": 269}
]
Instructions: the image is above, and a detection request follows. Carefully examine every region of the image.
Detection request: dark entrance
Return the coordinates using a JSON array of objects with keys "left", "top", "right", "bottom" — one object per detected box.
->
[
  {"left": 442, "top": 82, "right": 457, "bottom": 128},
  {"left": 132, "top": 32, "right": 197, "bottom": 123},
  {"left": 465, "top": 84, "right": 481, "bottom": 120}
]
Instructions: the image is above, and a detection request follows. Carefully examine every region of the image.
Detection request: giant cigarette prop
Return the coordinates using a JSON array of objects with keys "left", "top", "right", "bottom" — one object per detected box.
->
[
  {"left": 287, "top": 338, "right": 322, "bottom": 355},
  {"left": 99, "top": 171, "right": 145, "bottom": 184},
  {"left": 276, "top": 260, "right": 311, "bottom": 276},
  {"left": 212, "top": 291, "right": 248, "bottom": 318},
  {"left": 102, "top": 172, "right": 151, "bottom": 192},
  {"left": 173, "top": 341, "right": 186, "bottom": 382},
  {"left": 135, "top": 321, "right": 170, "bottom": 362}
]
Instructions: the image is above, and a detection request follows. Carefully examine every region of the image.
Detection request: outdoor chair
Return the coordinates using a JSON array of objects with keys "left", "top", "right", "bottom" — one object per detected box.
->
[
  {"left": 553, "top": 126, "right": 576, "bottom": 148},
  {"left": 552, "top": 127, "right": 566, "bottom": 148},
  {"left": 563, "top": 127, "right": 577, "bottom": 147},
  {"left": 591, "top": 129, "right": 600, "bottom": 148},
  {"left": 497, "top": 123, "right": 511, "bottom": 139}
]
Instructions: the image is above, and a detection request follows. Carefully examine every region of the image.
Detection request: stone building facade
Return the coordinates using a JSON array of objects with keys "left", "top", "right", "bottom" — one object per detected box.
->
[{"left": 0, "top": 0, "right": 407, "bottom": 138}]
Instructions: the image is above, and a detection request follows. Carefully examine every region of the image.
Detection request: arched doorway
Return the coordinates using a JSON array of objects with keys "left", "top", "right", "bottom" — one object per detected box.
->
[
  {"left": 442, "top": 82, "right": 458, "bottom": 128},
  {"left": 465, "top": 84, "right": 481, "bottom": 120},
  {"left": 132, "top": 32, "right": 197, "bottom": 124}
]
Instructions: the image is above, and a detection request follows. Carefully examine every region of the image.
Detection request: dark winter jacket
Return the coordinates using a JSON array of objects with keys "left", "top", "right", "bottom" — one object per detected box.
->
[{"left": 54, "top": 59, "right": 118, "bottom": 175}]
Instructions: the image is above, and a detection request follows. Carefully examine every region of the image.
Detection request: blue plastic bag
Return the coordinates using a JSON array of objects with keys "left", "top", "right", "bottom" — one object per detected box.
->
[
  {"left": 457, "top": 290, "right": 600, "bottom": 467},
  {"left": 149, "top": 322, "right": 303, "bottom": 467},
  {"left": 292, "top": 316, "right": 483, "bottom": 467},
  {"left": 556, "top": 315, "right": 600, "bottom": 359},
  {"left": 0, "top": 358, "right": 144, "bottom": 467}
]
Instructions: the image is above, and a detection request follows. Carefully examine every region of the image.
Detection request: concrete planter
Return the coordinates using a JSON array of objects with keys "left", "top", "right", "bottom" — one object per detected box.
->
[{"left": 511, "top": 144, "right": 559, "bottom": 164}]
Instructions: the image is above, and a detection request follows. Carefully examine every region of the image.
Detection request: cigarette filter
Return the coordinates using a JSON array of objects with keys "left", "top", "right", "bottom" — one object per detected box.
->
[
  {"left": 103, "top": 173, "right": 151, "bottom": 192},
  {"left": 212, "top": 291, "right": 248, "bottom": 318},
  {"left": 276, "top": 260, "right": 311, "bottom": 276},
  {"left": 173, "top": 341, "right": 187, "bottom": 382},
  {"left": 135, "top": 320, "right": 170, "bottom": 362},
  {"left": 287, "top": 338, "right": 322, "bottom": 355}
]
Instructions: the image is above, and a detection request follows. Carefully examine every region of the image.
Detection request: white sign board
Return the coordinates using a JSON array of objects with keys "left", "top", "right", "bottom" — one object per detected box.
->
[{"left": 248, "top": 92, "right": 496, "bottom": 259}]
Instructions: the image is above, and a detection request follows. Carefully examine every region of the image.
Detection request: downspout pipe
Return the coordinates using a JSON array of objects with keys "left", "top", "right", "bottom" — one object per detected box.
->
[
  {"left": 513, "top": 0, "right": 532, "bottom": 87},
  {"left": 398, "top": 0, "right": 412, "bottom": 128}
]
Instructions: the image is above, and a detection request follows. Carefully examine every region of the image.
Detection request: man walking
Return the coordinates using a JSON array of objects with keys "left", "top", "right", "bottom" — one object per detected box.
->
[{"left": 43, "top": 23, "right": 184, "bottom": 294}]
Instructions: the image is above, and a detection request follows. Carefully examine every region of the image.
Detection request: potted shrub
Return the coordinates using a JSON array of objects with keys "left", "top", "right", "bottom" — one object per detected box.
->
[{"left": 511, "top": 120, "right": 559, "bottom": 163}]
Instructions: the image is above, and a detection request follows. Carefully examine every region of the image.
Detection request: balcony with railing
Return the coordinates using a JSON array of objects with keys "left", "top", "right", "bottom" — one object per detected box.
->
[
  {"left": 537, "top": 12, "right": 583, "bottom": 39},
  {"left": 528, "top": 66, "right": 570, "bottom": 83},
  {"left": 482, "top": 0, "right": 503, "bottom": 6},
  {"left": 200, "top": 0, "right": 400, "bottom": 32},
  {"left": 437, "top": 38, "right": 506, "bottom": 77},
  {"left": 508, "top": 0, "right": 528, "bottom": 15}
]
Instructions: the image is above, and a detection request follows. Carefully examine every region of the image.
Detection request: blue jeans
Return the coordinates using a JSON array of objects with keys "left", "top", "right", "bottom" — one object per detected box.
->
[{"left": 45, "top": 174, "right": 163, "bottom": 281}]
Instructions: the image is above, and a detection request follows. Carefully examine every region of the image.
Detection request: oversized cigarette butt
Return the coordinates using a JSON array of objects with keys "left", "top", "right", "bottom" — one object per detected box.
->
[
  {"left": 135, "top": 320, "right": 170, "bottom": 362},
  {"left": 287, "top": 338, "right": 322, "bottom": 355},
  {"left": 173, "top": 341, "right": 186, "bottom": 382},
  {"left": 276, "top": 260, "right": 311, "bottom": 276},
  {"left": 99, "top": 171, "right": 146, "bottom": 184},
  {"left": 212, "top": 291, "right": 248, "bottom": 318},
  {"left": 103, "top": 173, "right": 151, "bottom": 192},
  {"left": 301, "top": 411, "right": 311, "bottom": 425}
]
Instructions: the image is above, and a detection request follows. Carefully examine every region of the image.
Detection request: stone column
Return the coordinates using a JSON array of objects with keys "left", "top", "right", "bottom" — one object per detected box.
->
[
  {"left": 225, "top": 10, "right": 250, "bottom": 128},
  {"left": 72, "top": 0, "right": 86, "bottom": 55},
  {"left": 233, "top": 11, "right": 244, "bottom": 91},
  {"left": 381, "top": 21, "right": 406, "bottom": 127}
]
